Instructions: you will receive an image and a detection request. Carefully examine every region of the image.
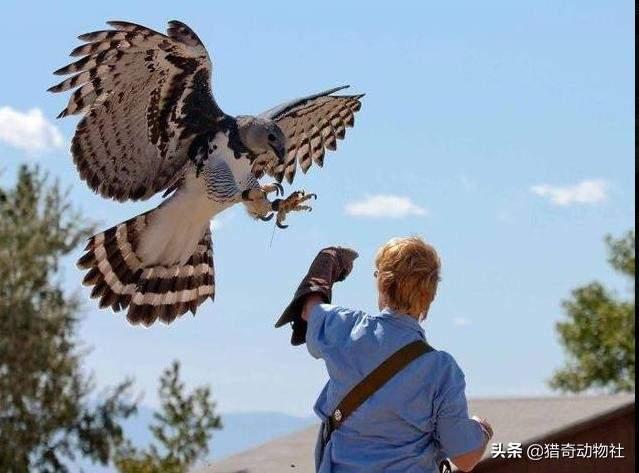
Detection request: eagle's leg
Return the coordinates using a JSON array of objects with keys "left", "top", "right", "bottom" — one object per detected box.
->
[
  {"left": 241, "top": 187, "right": 316, "bottom": 228},
  {"left": 272, "top": 190, "right": 317, "bottom": 229},
  {"left": 241, "top": 183, "right": 284, "bottom": 221}
]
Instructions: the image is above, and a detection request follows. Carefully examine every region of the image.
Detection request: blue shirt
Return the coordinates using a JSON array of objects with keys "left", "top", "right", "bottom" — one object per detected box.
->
[{"left": 307, "top": 304, "right": 485, "bottom": 473}]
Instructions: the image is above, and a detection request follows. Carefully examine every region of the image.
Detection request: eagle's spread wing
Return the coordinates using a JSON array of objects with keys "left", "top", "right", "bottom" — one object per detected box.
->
[
  {"left": 260, "top": 86, "right": 364, "bottom": 184},
  {"left": 49, "top": 20, "right": 223, "bottom": 201}
]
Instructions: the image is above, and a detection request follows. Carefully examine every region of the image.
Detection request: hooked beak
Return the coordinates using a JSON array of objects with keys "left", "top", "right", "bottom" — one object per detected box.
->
[{"left": 269, "top": 142, "right": 286, "bottom": 162}]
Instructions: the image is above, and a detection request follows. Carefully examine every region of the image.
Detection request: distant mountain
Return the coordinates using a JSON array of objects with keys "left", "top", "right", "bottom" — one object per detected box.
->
[
  {"left": 75, "top": 407, "right": 315, "bottom": 472},
  {"left": 208, "top": 411, "right": 316, "bottom": 460}
]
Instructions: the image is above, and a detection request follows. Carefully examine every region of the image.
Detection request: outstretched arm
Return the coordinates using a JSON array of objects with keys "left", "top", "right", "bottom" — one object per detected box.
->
[
  {"left": 302, "top": 294, "right": 326, "bottom": 322},
  {"left": 275, "top": 247, "right": 358, "bottom": 345}
]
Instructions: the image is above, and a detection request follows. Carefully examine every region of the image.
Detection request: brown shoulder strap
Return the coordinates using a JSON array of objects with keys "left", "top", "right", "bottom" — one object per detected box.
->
[{"left": 328, "top": 340, "right": 433, "bottom": 432}]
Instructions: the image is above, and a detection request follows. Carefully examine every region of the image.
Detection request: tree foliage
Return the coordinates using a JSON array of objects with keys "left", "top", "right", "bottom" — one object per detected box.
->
[
  {"left": 114, "top": 361, "right": 222, "bottom": 473},
  {"left": 0, "top": 165, "right": 137, "bottom": 472},
  {"left": 1, "top": 165, "right": 223, "bottom": 471},
  {"left": 550, "top": 230, "right": 635, "bottom": 393}
]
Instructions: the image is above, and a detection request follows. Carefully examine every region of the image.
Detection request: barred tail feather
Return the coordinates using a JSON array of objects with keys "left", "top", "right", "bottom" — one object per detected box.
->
[{"left": 78, "top": 212, "right": 215, "bottom": 326}]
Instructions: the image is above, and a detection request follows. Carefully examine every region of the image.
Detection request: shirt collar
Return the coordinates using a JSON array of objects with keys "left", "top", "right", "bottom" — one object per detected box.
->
[{"left": 374, "top": 308, "right": 426, "bottom": 338}]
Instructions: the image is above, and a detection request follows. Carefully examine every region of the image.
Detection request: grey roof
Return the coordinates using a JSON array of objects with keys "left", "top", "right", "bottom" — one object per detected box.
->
[{"left": 199, "top": 395, "right": 634, "bottom": 473}]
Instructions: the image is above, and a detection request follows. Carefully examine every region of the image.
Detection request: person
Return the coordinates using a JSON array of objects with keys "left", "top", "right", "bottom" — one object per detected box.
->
[{"left": 275, "top": 237, "right": 493, "bottom": 472}]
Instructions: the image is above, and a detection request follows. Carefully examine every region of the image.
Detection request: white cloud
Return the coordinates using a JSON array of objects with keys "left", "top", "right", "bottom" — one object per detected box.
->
[
  {"left": 452, "top": 317, "right": 472, "bottom": 327},
  {"left": 345, "top": 195, "right": 427, "bottom": 218},
  {"left": 0, "top": 106, "right": 64, "bottom": 153},
  {"left": 530, "top": 179, "right": 608, "bottom": 206}
]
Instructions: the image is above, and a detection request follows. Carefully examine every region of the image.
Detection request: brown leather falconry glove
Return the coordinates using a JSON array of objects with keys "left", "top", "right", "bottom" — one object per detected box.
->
[{"left": 275, "top": 247, "right": 359, "bottom": 345}]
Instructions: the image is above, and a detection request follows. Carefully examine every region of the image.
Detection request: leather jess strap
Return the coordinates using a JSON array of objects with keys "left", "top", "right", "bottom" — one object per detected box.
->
[{"left": 328, "top": 340, "right": 433, "bottom": 433}]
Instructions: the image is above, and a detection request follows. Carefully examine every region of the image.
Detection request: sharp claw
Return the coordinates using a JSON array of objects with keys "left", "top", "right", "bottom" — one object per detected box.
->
[
  {"left": 275, "top": 183, "right": 284, "bottom": 196},
  {"left": 269, "top": 189, "right": 317, "bottom": 229},
  {"left": 259, "top": 213, "right": 274, "bottom": 222}
]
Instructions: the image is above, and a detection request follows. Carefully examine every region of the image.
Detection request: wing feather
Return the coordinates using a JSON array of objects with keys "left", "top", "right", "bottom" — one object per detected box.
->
[
  {"left": 261, "top": 86, "right": 364, "bottom": 184},
  {"left": 49, "top": 20, "right": 223, "bottom": 201}
]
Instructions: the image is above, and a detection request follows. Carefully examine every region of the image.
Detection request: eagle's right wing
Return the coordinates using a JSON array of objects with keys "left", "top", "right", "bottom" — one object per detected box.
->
[{"left": 49, "top": 20, "right": 224, "bottom": 201}]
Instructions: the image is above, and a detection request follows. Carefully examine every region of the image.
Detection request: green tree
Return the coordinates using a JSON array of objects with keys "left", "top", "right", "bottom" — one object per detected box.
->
[
  {"left": 0, "top": 165, "right": 137, "bottom": 472},
  {"left": 550, "top": 230, "right": 635, "bottom": 393},
  {"left": 113, "top": 361, "right": 223, "bottom": 473}
]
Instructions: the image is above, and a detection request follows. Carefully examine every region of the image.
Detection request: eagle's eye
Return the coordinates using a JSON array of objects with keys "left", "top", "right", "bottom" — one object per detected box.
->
[{"left": 268, "top": 133, "right": 276, "bottom": 142}]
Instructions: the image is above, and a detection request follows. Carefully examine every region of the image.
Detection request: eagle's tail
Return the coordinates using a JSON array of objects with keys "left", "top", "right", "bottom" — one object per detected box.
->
[{"left": 77, "top": 211, "right": 215, "bottom": 326}]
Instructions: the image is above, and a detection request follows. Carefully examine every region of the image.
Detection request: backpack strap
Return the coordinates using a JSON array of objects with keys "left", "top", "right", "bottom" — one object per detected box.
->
[{"left": 327, "top": 340, "right": 433, "bottom": 434}]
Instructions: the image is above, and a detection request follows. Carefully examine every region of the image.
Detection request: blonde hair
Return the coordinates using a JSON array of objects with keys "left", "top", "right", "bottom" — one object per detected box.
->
[{"left": 375, "top": 236, "right": 441, "bottom": 317}]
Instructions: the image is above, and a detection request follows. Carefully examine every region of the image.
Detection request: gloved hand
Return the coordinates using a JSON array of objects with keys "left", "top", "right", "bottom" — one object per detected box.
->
[{"left": 275, "top": 247, "right": 358, "bottom": 345}]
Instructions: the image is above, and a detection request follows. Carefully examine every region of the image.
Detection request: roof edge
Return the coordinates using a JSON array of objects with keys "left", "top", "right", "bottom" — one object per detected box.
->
[{"left": 476, "top": 400, "right": 635, "bottom": 468}]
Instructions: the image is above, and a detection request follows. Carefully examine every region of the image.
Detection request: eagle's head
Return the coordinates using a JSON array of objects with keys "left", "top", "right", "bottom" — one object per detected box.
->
[{"left": 237, "top": 116, "right": 287, "bottom": 178}]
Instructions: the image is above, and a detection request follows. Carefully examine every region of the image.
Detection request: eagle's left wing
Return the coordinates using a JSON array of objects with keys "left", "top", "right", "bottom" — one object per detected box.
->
[{"left": 260, "top": 86, "right": 364, "bottom": 184}]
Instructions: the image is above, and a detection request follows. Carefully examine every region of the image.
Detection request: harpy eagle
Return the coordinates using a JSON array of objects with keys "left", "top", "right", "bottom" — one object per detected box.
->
[{"left": 49, "top": 20, "right": 364, "bottom": 326}]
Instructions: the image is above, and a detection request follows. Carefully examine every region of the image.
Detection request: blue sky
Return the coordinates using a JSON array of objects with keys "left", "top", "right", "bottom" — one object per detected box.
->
[{"left": 1, "top": 1, "right": 634, "bottom": 418}]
